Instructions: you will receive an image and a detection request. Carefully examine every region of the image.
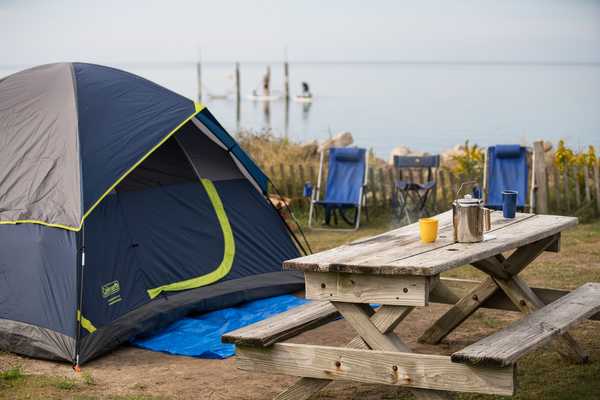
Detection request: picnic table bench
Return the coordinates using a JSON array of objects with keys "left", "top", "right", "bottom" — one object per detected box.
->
[{"left": 223, "top": 211, "right": 599, "bottom": 398}]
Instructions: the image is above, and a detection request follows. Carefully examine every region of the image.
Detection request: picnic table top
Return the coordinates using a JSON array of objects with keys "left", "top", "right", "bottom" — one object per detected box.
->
[{"left": 284, "top": 211, "right": 577, "bottom": 277}]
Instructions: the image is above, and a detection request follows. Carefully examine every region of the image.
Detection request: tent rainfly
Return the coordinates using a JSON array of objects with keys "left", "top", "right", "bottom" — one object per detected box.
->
[{"left": 0, "top": 63, "right": 304, "bottom": 365}]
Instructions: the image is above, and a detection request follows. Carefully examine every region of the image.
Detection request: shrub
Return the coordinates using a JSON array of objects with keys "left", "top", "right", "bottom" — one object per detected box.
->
[{"left": 449, "top": 140, "right": 484, "bottom": 179}]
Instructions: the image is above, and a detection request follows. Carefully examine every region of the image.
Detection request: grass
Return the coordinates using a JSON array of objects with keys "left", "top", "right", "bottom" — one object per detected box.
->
[
  {"left": 0, "top": 366, "right": 24, "bottom": 390},
  {"left": 0, "top": 366, "right": 24, "bottom": 381},
  {"left": 0, "top": 370, "right": 166, "bottom": 400},
  {"left": 51, "top": 376, "right": 78, "bottom": 390},
  {"left": 81, "top": 371, "right": 96, "bottom": 386}
]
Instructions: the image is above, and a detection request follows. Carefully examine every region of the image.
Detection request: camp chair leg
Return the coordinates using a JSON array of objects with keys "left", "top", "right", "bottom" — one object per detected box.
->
[
  {"left": 395, "top": 190, "right": 411, "bottom": 224},
  {"left": 308, "top": 201, "right": 315, "bottom": 229},
  {"left": 354, "top": 203, "right": 362, "bottom": 230}
]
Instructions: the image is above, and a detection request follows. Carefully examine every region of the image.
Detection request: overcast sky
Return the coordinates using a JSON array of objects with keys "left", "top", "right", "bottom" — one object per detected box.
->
[{"left": 2, "top": 0, "right": 600, "bottom": 66}]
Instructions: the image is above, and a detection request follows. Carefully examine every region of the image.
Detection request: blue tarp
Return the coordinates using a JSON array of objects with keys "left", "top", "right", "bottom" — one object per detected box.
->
[{"left": 131, "top": 294, "right": 309, "bottom": 359}]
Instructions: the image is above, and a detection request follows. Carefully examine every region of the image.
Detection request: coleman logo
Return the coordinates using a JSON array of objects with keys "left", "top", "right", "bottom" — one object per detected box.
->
[{"left": 101, "top": 281, "right": 120, "bottom": 299}]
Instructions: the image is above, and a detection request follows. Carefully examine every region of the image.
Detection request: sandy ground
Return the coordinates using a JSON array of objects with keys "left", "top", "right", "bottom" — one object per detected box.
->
[{"left": 1, "top": 302, "right": 517, "bottom": 400}]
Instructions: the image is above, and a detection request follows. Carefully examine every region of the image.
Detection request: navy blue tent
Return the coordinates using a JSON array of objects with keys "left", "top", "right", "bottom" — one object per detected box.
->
[{"left": 0, "top": 63, "right": 303, "bottom": 365}]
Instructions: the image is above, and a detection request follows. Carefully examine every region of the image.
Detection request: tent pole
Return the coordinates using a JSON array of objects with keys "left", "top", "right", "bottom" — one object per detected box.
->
[
  {"left": 266, "top": 179, "right": 312, "bottom": 255},
  {"left": 74, "top": 222, "right": 86, "bottom": 371}
]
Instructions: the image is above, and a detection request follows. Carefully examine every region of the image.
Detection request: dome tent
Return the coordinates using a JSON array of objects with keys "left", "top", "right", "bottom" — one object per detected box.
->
[{"left": 0, "top": 63, "right": 304, "bottom": 365}]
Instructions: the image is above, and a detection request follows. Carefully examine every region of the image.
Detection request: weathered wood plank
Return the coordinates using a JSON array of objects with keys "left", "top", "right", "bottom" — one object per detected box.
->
[
  {"left": 451, "top": 283, "right": 600, "bottom": 367},
  {"left": 237, "top": 343, "right": 515, "bottom": 396},
  {"left": 430, "top": 277, "right": 600, "bottom": 321},
  {"left": 284, "top": 211, "right": 548, "bottom": 277},
  {"left": 222, "top": 301, "right": 338, "bottom": 347},
  {"left": 439, "top": 170, "right": 448, "bottom": 208},
  {"left": 224, "top": 277, "right": 600, "bottom": 351},
  {"left": 552, "top": 165, "right": 561, "bottom": 211},
  {"left": 274, "top": 378, "right": 330, "bottom": 400},
  {"left": 491, "top": 275, "right": 589, "bottom": 364},
  {"left": 384, "top": 215, "right": 576, "bottom": 276},
  {"left": 532, "top": 141, "right": 548, "bottom": 213},
  {"left": 419, "top": 277, "right": 498, "bottom": 344},
  {"left": 305, "top": 272, "right": 429, "bottom": 306},
  {"left": 334, "top": 303, "right": 456, "bottom": 399},
  {"left": 369, "top": 305, "right": 415, "bottom": 334},
  {"left": 276, "top": 304, "right": 423, "bottom": 400},
  {"left": 472, "top": 234, "right": 559, "bottom": 277},
  {"left": 378, "top": 168, "right": 387, "bottom": 203},
  {"left": 332, "top": 302, "right": 402, "bottom": 352},
  {"left": 368, "top": 167, "right": 378, "bottom": 205},
  {"left": 286, "top": 210, "right": 453, "bottom": 270},
  {"left": 563, "top": 167, "right": 570, "bottom": 211},
  {"left": 584, "top": 165, "right": 592, "bottom": 203},
  {"left": 276, "top": 304, "right": 417, "bottom": 400},
  {"left": 573, "top": 166, "right": 581, "bottom": 208},
  {"left": 351, "top": 305, "right": 454, "bottom": 400},
  {"left": 594, "top": 163, "right": 600, "bottom": 212}
]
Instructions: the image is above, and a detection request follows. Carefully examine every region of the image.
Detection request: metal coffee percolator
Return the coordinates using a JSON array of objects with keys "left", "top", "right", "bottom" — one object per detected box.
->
[{"left": 452, "top": 181, "right": 491, "bottom": 243}]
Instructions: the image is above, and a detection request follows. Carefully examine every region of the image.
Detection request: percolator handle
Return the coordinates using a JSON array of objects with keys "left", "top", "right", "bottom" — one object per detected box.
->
[{"left": 456, "top": 181, "right": 478, "bottom": 199}]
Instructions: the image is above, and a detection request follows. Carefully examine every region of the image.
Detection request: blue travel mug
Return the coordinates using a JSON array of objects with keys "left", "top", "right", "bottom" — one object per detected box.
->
[{"left": 502, "top": 190, "right": 518, "bottom": 218}]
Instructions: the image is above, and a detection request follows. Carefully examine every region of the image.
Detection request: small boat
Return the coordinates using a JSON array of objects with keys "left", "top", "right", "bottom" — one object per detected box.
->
[
  {"left": 246, "top": 91, "right": 282, "bottom": 101},
  {"left": 208, "top": 93, "right": 231, "bottom": 100},
  {"left": 294, "top": 94, "right": 313, "bottom": 103}
]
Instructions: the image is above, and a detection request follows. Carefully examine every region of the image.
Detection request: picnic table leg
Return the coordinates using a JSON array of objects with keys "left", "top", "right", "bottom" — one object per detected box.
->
[
  {"left": 473, "top": 236, "right": 588, "bottom": 363},
  {"left": 420, "top": 236, "right": 558, "bottom": 344},
  {"left": 334, "top": 303, "right": 454, "bottom": 400},
  {"left": 419, "top": 235, "right": 580, "bottom": 348},
  {"left": 274, "top": 305, "right": 413, "bottom": 400},
  {"left": 275, "top": 304, "right": 452, "bottom": 400},
  {"left": 419, "top": 277, "right": 498, "bottom": 344},
  {"left": 492, "top": 275, "right": 589, "bottom": 364}
]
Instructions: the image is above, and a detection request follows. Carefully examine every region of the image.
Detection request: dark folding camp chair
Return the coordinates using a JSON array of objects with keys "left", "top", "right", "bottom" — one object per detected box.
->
[
  {"left": 483, "top": 145, "right": 530, "bottom": 211},
  {"left": 392, "top": 155, "right": 440, "bottom": 223},
  {"left": 308, "top": 147, "right": 368, "bottom": 230}
]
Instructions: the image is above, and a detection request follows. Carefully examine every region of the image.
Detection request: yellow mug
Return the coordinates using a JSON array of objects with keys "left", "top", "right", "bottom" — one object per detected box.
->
[{"left": 419, "top": 218, "right": 438, "bottom": 243}]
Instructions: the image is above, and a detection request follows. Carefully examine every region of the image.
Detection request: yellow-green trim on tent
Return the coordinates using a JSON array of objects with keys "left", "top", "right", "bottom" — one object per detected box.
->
[
  {"left": 0, "top": 219, "right": 81, "bottom": 232},
  {"left": 77, "top": 310, "right": 97, "bottom": 334},
  {"left": 0, "top": 103, "right": 205, "bottom": 233},
  {"left": 146, "top": 178, "right": 235, "bottom": 299}
]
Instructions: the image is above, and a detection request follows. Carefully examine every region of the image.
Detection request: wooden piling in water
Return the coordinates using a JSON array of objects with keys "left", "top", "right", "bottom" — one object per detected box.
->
[
  {"left": 235, "top": 62, "right": 241, "bottom": 128},
  {"left": 284, "top": 61, "right": 290, "bottom": 101},
  {"left": 196, "top": 61, "right": 202, "bottom": 103}
]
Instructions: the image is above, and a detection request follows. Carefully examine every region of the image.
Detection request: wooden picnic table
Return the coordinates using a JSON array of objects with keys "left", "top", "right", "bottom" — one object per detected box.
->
[{"left": 224, "top": 211, "right": 600, "bottom": 399}]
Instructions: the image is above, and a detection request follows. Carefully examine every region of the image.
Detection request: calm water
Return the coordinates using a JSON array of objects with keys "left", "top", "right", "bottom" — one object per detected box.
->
[{"left": 2, "top": 62, "right": 600, "bottom": 157}]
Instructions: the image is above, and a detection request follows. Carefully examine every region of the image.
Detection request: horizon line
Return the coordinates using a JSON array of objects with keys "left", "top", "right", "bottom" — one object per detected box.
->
[{"left": 2, "top": 59, "right": 600, "bottom": 70}]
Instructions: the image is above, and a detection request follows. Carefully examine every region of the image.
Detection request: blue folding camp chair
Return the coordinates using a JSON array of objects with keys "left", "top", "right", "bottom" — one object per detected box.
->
[
  {"left": 308, "top": 147, "right": 368, "bottom": 230},
  {"left": 483, "top": 145, "right": 530, "bottom": 211},
  {"left": 392, "top": 155, "right": 440, "bottom": 223}
]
